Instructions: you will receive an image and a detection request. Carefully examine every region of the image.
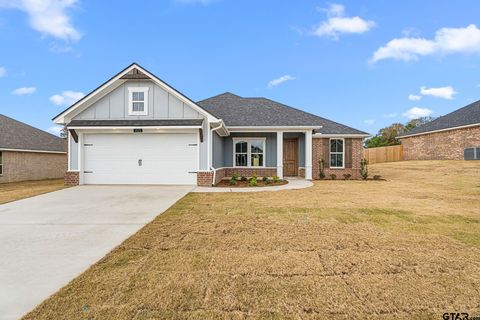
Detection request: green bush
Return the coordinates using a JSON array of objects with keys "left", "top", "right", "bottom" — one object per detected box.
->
[
  {"left": 265, "top": 179, "right": 272, "bottom": 184},
  {"left": 319, "top": 159, "right": 326, "bottom": 179},
  {"left": 229, "top": 178, "right": 237, "bottom": 186},
  {"left": 343, "top": 173, "right": 351, "bottom": 180},
  {"left": 272, "top": 175, "right": 280, "bottom": 183},
  {"left": 249, "top": 175, "right": 258, "bottom": 187},
  {"left": 330, "top": 174, "right": 337, "bottom": 180},
  {"left": 360, "top": 158, "right": 369, "bottom": 180},
  {"left": 231, "top": 172, "right": 239, "bottom": 181},
  {"left": 262, "top": 176, "right": 268, "bottom": 182}
]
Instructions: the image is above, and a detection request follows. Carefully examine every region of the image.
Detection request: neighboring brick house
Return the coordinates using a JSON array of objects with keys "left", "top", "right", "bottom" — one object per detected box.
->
[
  {"left": 398, "top": 101, "right": 480, "bottom": 160},
  {"left": 0, "top": 114, "right": 67, "bottom": 183},
  {"left": 52, "top": 63, "right": 369, "bottom": 187}
]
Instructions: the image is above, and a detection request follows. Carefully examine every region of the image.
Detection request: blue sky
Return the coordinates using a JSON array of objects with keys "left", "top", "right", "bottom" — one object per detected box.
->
[{"left": 1, "top": 0, "right": 480, "bottom": 136}]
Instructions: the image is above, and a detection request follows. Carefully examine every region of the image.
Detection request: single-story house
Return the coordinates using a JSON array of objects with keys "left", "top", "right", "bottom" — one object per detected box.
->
[
  {"left": 53, "top": 63, "right": 369, "bottom": 186},
  {"left": 398, "top": 100, "right": 480, "bottom": 160},
  {"left": 0, "top": 114, "right": 67, "bottom": 183}
]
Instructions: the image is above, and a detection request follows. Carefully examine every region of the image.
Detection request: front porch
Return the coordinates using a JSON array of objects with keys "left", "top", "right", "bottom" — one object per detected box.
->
[{"left": 206, "top": 130, "right": 313, "bottom": 186}]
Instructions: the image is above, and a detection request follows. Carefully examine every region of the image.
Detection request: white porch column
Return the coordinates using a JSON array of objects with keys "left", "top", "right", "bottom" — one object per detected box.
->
[
  {"left": 305, "top": 130, "right": 313, "bottom": 180},
  {"left": 276, "top": 131, "right": 283, "bottom": 178}
]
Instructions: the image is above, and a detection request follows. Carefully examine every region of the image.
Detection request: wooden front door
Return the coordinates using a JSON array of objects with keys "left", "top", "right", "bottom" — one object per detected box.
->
[{"left": 283, "top": 138, "right": 298, "bottom": 176}]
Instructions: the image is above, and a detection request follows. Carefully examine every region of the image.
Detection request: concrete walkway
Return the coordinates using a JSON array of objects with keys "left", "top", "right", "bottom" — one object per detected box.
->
[
  {"left": 0, "top": 185, "right": 193, "bottom": 320},
  {"left": 193, "top": 178, "right": 313, "bottom": 193}
]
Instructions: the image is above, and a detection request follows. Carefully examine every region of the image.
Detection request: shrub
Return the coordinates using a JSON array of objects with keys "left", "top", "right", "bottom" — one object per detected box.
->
[
  {"left": 319, "top": 159, "right": 326, "bottom": 179},
  {"left": 343, "top": 173, "right": 351, "bottom": 180},
  {"left": 265, "top": 179, "right": 272, "bottom": 184},
  {"left": 272, "top": 175, "right": 280, "bottom": 183},
  {"left": 330, "top": 174, "right": 337, "bottom": 180},
  {"left": 373, "top": 175, "right": 382, "bottom": 180},
  {"left": 262, "top": 176, "right": 268, "bottom": 182},
  {"left": 241, "top": 176, "right": 248, "bottom": 182},
  {"left": 231, "top": 172, "right": 239, "bottom": 181},
  {"left": 360, "top": 158, "right": 369, "bottom": 180},
  {"left": 249, "top": 175, "right": 258, "bottom": 187},
  {"left": 229, "top": 178, "right": 237, "bottom": 186}
]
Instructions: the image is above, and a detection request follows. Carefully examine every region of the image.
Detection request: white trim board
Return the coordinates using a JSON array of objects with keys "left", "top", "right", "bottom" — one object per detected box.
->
[{"left": 0, "top": 148, "right": 66, "bottom": 154}]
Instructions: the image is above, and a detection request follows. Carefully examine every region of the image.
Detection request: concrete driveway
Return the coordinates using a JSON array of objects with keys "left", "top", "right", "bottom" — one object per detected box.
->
[{"left": 0, "top": 185, "right": 193, "bottom": 320}]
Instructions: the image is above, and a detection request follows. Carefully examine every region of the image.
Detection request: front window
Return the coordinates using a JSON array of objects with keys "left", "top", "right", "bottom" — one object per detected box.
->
[
  {"left": 234, "top": 138, "right": 265, "bottom": 167},
  {"left": 0, "top": 151, "right": 2, "bottom": 175},
  {"left": 330, "top": 139, "right": 344, "bottom": 168},
  {"left": 128, "top": 87, "right": 149, "bottom": 115}
]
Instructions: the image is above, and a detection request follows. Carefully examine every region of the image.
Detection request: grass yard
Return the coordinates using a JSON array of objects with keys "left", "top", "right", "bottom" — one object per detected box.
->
[
  {"left": 0, "top": 179, "right": 66, "bottom": 205},
  {"left": 24, "top": 161, "right": 480, "bottom": 319}
]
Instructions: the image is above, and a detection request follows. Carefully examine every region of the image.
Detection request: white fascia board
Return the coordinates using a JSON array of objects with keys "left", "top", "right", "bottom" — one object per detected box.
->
[
  {"left": 313, "top": 133, "right": 370, "bottom": 138},
  {"left": 69, "top": 126, "right": 202, "bottom": 130},
  {"left": 228, "top": 126, "right": 321, "bottom": 132},
  {"left": 0, "top": 148, "right": 66, "bottom": 154},
  {"left": 397, "top": 123, "right": 480, "bottom": 139},
  {"left": 53, "top": 63, "right": 220, "bottom": 124}
]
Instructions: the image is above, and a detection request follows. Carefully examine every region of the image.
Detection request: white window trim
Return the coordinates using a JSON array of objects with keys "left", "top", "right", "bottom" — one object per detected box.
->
[
  {"left": 329, "top": 138, "right": 345, "bottom": 169},
  {"left": 232, "top": 137, "right": 266, "bottom": 168},
  {"left": 128, "top": 87, "right": 149, "bottom": 116}
]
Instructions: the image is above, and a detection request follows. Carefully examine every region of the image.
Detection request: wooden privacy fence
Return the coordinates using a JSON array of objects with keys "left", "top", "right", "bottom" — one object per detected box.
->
[{"left": 363, "top": 145, "right": 403, "bottom": 164}]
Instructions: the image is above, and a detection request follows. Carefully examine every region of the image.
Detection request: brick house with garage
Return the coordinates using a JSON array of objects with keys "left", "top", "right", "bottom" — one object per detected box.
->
[
  {"left": 53, "top": 63, "right": 369, "bottom": 186},
  {"left": 0, "top": 114, "right": 66, "bottom": 183},
  {"left": 398, "top": 100, "right": 480, "bottom": 160}
]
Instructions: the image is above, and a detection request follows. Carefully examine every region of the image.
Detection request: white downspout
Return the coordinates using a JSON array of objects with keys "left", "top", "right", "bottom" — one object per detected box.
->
[{"left": 210, "top": 121, "right": 225, "bottom": 186}]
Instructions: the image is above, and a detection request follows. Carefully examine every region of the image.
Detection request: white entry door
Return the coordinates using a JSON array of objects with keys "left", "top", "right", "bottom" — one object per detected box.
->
[{"left": 83, "top": 133, "right": 198, "bottom": 185}]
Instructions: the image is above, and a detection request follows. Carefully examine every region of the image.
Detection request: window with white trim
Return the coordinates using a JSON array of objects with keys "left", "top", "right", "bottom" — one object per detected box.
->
[
  {"left": 233, "top": 138, "right": 265, "bottom": 167},
  {"left": 330, "top": 138, "right": 344, "bottom": 168},
  {"left": 128, "top": 87, "right": 149, "bottom": 115},
  {"left": 0, "top": 151, "right": 3, "bottom": 175}
]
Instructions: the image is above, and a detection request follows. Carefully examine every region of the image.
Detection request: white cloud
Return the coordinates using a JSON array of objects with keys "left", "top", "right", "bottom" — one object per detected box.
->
[
  {"left": 363, "top": 119, "right": 375, "bottom": 125},
  {"left": 408, "top": 94, "right": 422, "bottom": 101},
  {"left": 313, "top": 3, "right": 375, "bottom": 39},
  {"left": 402, "top": 107, "right": 433, "bottom": 119},
  {"left": 50, "top": 90, "right": 84, "bottom": 106},
  {"left": 0, "top": 66, "right": 6, "bottom": 77},
  {"left": 12, "top": 86, "right": 36, "bottom": 95},
  {"left": 0, "top": 0, "right": 81, "bottom": 41},
  {"left": 371, "top": 24, "right": 480, "bottom": 62},
  {"left": 383, "top": 113, "right": 398, "bottom": 118},
  {"left": 420, "top": 86, "right": 456, "bottom": 100},
  {"left": 267, "top": 75, "right": 296, "bottom": 88},
  {"left": 47, "top": 126, "right": 63, "bottom": 136}
]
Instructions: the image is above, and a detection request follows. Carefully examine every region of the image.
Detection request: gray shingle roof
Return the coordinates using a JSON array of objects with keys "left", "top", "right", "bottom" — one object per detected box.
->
[
  {"left": 197, "top": 92, "right": 368, "bottom": 135},
  {"left": 68, "top": 119, "right": 204, "bottom": 127},
  {"left": 398, "top": 100, "right": 480, "bottom": 137},
  {"left": 0, "top": 114, "right": 66, "bottom": 153}
]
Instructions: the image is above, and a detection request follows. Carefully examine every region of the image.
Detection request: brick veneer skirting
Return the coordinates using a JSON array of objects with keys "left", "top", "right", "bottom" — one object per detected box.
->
[
  {"left": 312, "top": 138, "right": 364, "bottom": 180},
  {"left": 197, "top": 171, "right": 214, "bottom": 186},
  {"left": 64, "top": 171, "right": 79, "bottom": 186},
  {"left": 401, "top": 125, "right": 480, "bottom": 160},
  {"left": 224, "top": 167, "right": 277, "bottom": 178}
]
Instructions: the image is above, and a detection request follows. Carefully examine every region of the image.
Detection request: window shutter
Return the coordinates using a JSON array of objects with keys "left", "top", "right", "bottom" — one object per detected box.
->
[
  {"left": 345, "top": 138, "right": 353, "bottom": 168},
  {"left": 323, "top": 139, "right": 330, "bottom": 168}
]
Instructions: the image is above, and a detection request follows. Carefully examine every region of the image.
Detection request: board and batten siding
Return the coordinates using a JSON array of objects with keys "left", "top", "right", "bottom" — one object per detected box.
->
[{"left": 73, "top": 81, "right": 203, "bottom": 121}]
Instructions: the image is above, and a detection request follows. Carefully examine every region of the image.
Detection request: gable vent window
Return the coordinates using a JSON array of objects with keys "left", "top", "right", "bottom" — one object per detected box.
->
[{"left": 128, "top": 87, "right": 149, "bottom": 115}]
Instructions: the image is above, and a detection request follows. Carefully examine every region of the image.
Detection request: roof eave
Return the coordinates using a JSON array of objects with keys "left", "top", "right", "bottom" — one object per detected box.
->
[{"left": 398, "top": 122, "right": 480, "bottom": 139}]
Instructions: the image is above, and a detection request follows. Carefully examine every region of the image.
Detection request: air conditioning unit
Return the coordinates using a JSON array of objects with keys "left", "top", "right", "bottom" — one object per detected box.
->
[{"left": 464, "top": 147, "right": 480, "bottom": 160}]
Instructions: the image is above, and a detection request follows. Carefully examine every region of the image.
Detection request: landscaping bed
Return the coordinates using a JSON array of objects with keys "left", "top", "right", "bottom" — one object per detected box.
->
[{"left": 215, "top": 179, "right": 288, "bottom": 188}]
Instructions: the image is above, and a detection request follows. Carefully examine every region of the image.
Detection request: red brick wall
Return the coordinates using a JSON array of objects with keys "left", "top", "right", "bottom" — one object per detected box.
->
[
  {"left": 197, "top": 171, "right": 214, "bottom": 186},
  {"left": 312, "top": 138, "right": 363, "bottom": 180},
  {"left": 0, "top": 151, "right": 67, "bottom": 184},
  {"left": 401, "top": 126, "right": 480, "bottom": 160},
  {"left": 298, "top": 167, "right": 305, "bottom": 178},
  {"left": 64, "top": 171, "right": 79, "bottom": 186},
  {"left": 224, "top": 167, "right": 277, "bottom": 178}
]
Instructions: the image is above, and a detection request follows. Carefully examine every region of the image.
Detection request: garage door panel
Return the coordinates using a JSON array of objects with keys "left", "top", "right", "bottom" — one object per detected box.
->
[{"left": 83, "top": 133, "right": 197, "bottom": 185}]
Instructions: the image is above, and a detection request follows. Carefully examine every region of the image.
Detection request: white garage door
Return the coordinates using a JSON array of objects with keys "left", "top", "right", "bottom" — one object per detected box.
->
[{"left": 83, "top": 133, "right": 197, "bottom": 185}]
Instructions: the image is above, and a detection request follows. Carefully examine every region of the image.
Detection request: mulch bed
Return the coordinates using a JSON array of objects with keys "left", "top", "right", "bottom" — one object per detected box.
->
[{"left": 215, "top": 179, "right": 288, "bottom": 188}]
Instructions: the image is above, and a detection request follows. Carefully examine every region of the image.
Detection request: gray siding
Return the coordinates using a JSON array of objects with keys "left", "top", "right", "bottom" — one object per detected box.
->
[
  {"left": 222, "top": 132, "right": 277, "bottom": 167},
  {"left": 69, "top": 134, "right": 78, "bottom": 170},
  {"left": 212, "top": 131, "right": 224, "bottom": 168},
  {"left": 199, "top": 121, "right": 209, "bottom": 170},
  {"left": 73, "top": 80, "right": 203, "bottom": 121}
]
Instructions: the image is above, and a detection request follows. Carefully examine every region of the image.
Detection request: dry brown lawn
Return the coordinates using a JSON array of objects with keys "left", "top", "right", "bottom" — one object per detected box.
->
[
  {"left": 0, "top": 179, "right": 66, "bottom": 205},
  {"left": 24, "top": 161, "right": 480, "bottom": 319}
]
